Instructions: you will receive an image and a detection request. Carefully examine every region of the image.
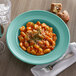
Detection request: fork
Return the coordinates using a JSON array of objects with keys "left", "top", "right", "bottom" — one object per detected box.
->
[{"left": 45, "top": 52, "right": 74, "bottom": 70}]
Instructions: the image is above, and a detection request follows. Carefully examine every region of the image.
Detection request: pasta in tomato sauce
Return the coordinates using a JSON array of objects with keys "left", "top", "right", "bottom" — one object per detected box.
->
[{"left": 18, "top": 21, "right": 57, "bottom": 55}]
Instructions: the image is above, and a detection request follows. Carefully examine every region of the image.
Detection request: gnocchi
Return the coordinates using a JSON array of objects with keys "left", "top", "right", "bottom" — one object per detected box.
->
[{"left": 18, "top": 21, "right": 57, "bottom": 55}]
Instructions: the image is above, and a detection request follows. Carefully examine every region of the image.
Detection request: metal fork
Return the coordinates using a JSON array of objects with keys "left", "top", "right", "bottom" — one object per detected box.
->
[{"left": 45, "top": 52, "right": 74, "bottom": 70}]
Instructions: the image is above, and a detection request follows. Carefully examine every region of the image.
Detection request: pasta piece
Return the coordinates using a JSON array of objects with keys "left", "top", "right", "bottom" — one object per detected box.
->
[
  {"left": 33, "top": 29, "right": 38, "bottom": 34},
  {"left": 31, "top": 50, "right": 36, "bottom": 55},
  {"left": 34, "top": 44, "right": 40, "bottom": 49},
  {"left": 48, "top": 46, "right": 54, "bottom": 50},
  {"left": 44, "top": 41, "right": 50, "bottom": 47},
  {"left": 19, "top": 42, "right": 23, "bottom": 47},
  {"left": 36, "top": 52, "right": 44, "bottom": 55},
  {"left": 53, "top": 36, "right": 57, "bottom": 41},
  {"left": 34, "top": 24, "right": 38, "bottom": 30},
  {"left": 24, "top": 41, "right": 29, "bottom": 47},
  {"left": 38, "top": 34, "right": 44, "bottom": 39},
  {"left": 46, "top": 32, "right": 52, "bottom": 38},
  {"left": 48, "top": 38, "right": 55, "bottom": 47},
  {"left": 21, "top": 46, "right": 26, "bottom": 51},
  {"left": 27, "top": 30, "right": 32, "bottom": 33},
  {"left": 18, "top": 35, "right": 24, "bottom": 42},
  {"left": 39, "top": 48, "right": 43, "bottom": 53},
  {"left": 24, "top": 35, "right": 30, "bottom": 41},
  {"left": 46, "top": 26, "right": 50, "bottom": 30},
  {"left": 38, "top": 26, "right": 42, "bottom": 29},
  {"left": 26, "top": 22, "right": 34, "bottom": 27},
  {"left": 27, "top": 27, "right": 32, "bottom": 30},
  {"left": 20, "top": 26, "right": 25, "bottom": 32},
  {"left": 27, "top": 47, "right": 31, "bottom": 53},
  {"left": 20, "top": 32, "right": 26, "bottom": 37},
  {"left": 49, "top": 27, "right": 53, "bottom": 32},
  {"left": 36, "top": 21, "right": 41, "bottom": 25},
  {"left": 48, "top": 38, "right": 53, "bottom": 42},
  {"left": 40, "top": 44, "right": 45, "bottom": 49},
  {"left": 41, "top": 23, "right": 49, "bottom": 30},
  {"left": 38, "top": 40, "right": 43, "bottom": 45},
  {"left": 30, "top": 40, "right": 35, "bottom": 45},
  {"left": 41, "top": 23, "right": 47, "bottom": 28},
  {"left": 37, "top": 48, "right": 44, "bottom": 55},
  {"left": 51, "top": 41, "right": 56, "bottom": 47},
  {"left": 30, "top": 46, "right": 33, "bottom": 50},
  {"left": 44, "top": 49, "right": 51, "bottom": 54},
  {"left": 44, "top": 35, "right": 49, "bottom": 40},
  {"left": 20, "top": 42, "right": 26, "bottom": 51},
  {"left": 45, "top": 31, "right": 52, "bottom": 38}
]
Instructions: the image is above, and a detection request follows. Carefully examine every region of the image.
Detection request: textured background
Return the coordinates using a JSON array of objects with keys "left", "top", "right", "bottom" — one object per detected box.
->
[{"left": 0, "top": 0, "right": 76, "bottom": 76}]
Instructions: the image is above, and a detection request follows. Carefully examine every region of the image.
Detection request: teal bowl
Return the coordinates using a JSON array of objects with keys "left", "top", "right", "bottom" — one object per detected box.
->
[{"left": 6, "top": 10, "right": 70, "bottom": 65}]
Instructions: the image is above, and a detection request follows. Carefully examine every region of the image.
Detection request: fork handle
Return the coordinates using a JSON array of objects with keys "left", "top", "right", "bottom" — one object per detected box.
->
[{"left": 46, "top": 52, "right": 74, "bottom": 70}]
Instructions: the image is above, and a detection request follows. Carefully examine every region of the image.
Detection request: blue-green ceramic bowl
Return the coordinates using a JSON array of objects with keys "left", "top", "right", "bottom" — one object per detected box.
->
[{"left": 6, "top": 10, "right": 70, "bottom": 65}]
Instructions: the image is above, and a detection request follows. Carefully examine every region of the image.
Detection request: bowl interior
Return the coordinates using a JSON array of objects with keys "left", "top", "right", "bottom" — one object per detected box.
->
[{"left": 17, "top": 19, "right": 60, "bottom": 56}]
